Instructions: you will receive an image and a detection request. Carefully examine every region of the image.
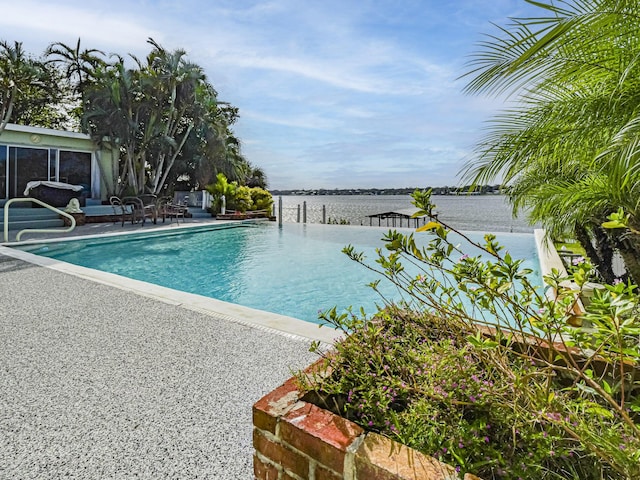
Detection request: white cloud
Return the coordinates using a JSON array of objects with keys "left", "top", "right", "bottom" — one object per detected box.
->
[
  {"left": 0, "top": 1, "right": 161, "bottom": 53},
  {"left": 241, "top": 109, "right": 339, "bottom": 131},
  {"left": 0, "top": 0, "right": 535, "bottom": 189}
]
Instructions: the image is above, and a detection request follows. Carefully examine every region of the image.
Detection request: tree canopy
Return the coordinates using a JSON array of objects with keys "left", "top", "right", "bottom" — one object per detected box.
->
[
  {"left": 0, "top": 41, "right": 64, "bottom": 132},
  {"left": 462, "top": 0, "right": 640, "bottom": 282},
  {"left": 0, "top": 37, "right": 264, "bottom": 196}
]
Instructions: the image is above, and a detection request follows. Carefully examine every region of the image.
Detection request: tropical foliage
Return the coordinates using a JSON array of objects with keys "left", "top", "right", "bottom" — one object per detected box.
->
[
  {"left": 45, "top": 38, "right": 105, "bottom": 129},
  {"left": 206, "top": 172, "right": 273, "bottom": 213},
  {"left": 300, "top": 190, "right": 640, "bottom": 479},
  {"left": 207, "top": 172, "right": 236, "bottom": 213},
  {"left": 250, "top": 187, "right": 274, "bottom": 211},
  {"left": 79, "top": 38, "right": 257, "bottom": 195},
  {"left": 0, "top": 40, "right": 64, "bottom": 133},
  {"left": 461, "top": 0, "right": 640, "bottom": 284},
  {"left": 0, "top": 37, "right": 266, "bottom": 196}
]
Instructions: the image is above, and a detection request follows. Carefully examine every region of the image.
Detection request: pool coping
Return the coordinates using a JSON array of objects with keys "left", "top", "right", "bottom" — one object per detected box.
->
[
  {"left": 0, "top": 221, "right": 342, "bottom": 345},
  {"left": 534, "top": 228, "right": 568, "bottom": 278}
]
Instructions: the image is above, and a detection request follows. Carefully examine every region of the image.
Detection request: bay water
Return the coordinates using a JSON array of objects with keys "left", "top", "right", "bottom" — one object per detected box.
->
[{"left": 277, "top": 194, "right": 534, "bottom": 233}]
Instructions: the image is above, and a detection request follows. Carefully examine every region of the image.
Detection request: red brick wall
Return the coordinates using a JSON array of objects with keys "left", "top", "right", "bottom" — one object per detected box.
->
[{"left": 253, "top": 372, "right": 482, "bottom": 480}]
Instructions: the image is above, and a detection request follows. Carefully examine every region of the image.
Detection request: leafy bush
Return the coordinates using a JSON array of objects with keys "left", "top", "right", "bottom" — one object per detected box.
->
[
  {"left": 298, "top": 190, "right": 640, "bottom": 479},
  {"left": 206, "top": 173, "right": 273, "bottom": 213},
  {"left": 250, "top": 187, "right": 273, "bottom": 212},
  {"left": 233, "top": 185, "right": 253, "bottom": 212},
  {"left": 206, "top": 173, "right": 236, "bottom": 213}
]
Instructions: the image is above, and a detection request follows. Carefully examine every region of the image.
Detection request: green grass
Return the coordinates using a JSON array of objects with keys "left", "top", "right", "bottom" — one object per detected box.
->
[{"left": 554, "top": 240, "right": 586, "bottom": 257}]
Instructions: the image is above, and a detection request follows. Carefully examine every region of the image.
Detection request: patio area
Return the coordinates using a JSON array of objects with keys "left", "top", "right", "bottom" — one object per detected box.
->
[{"left": 0, "top": 221, "right": 318, "bottom": 478}]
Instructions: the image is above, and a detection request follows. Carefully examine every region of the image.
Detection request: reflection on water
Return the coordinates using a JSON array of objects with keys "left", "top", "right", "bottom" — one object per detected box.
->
[{"left": 277, "top": 194, "right": 534, "bottom": 233}]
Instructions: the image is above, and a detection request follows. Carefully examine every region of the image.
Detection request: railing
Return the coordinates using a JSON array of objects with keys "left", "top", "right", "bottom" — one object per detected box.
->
[{"left": 3, "top": 198, "right": 76, "bottom": 242}]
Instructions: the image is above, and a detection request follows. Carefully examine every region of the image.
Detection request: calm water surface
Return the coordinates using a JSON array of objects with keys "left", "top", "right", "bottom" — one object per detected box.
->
[
  {"left": 277, "top": 195, "right": 534, "bottom": 233},
  {"left": 18, "top": 223, "right": 540, "bottom": 324}
]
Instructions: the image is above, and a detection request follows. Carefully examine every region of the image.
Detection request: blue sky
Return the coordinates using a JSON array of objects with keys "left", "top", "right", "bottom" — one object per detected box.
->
[{"left": 0, "top": 0, "right": 542, "bottom": 189}]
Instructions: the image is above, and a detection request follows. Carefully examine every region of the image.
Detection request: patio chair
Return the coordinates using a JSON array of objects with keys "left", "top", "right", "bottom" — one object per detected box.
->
[
  {"left": 159, "top": 197, "right": 188, "bottom": 224},
  {"left": 111, "top": 196, "right": 155, "bottom": 226},
  {"left": 135, "top": 194, "right": 159, "bottom": 225},
  {"left": 110, "top": 196, "right": 135, "bottom": 226},
  {"left": 119, "top": 195, "right": 157, "bottom": 225}
]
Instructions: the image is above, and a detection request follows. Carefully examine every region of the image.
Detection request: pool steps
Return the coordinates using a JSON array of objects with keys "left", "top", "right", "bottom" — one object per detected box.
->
[{"left": 0, "top": 207, "right": 65, "bottom": 230}]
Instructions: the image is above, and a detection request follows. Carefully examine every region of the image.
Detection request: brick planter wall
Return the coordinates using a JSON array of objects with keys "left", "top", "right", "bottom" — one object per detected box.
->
[{"left": 253, "top": 373, "right": 482, "bottom": 480}]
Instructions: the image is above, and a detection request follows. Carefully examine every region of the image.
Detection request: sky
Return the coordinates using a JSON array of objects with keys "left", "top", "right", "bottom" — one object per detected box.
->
[{"left": 0, "top": 0, "right": 543, "bottom": 189}]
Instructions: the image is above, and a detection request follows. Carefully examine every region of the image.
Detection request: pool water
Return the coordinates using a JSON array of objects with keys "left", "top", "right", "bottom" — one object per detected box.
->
[{"left": 15, "top": 223, "right": 541, "bottom": 324}]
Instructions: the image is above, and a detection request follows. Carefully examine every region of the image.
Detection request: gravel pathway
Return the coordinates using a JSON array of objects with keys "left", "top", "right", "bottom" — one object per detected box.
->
[{"left": 0, "top": 254, "right": 317, "bottom": 479}]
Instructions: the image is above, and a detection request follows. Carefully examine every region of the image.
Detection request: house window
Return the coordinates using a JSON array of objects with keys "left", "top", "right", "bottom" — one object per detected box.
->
[
  {"left": 9, "top": 146, "right": 49, "bottom": 198},
  {"left": 1, "top": 146, "right": 94, "bottom": 200},
  {"left": 59, "top": 150, "right": 92, "bottom": 195}
]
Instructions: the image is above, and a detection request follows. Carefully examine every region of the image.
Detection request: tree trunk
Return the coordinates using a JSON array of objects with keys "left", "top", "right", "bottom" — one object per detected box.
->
[
  {"left": 574, "top": 225, "right": 616, "bottom": 283},
  {"left": 592, "top": 226, "right": 616, "bottom": 284},
  {"left": 615, "top": 232, "right": 640, "bottom": 284},
  {"left": 122, "top": 148, "right": 136, "bottom": 195},
  {"left": 155, "top": 123, "right": 193, "bottom": 194},
  {"left": 0, "top": 85, "right": 16, "bottom": 133}
]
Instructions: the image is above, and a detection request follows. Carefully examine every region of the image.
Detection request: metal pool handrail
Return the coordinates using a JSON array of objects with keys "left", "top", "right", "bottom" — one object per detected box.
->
[{"left": 3, "top": 198, "right": 76, "bottom": 242}]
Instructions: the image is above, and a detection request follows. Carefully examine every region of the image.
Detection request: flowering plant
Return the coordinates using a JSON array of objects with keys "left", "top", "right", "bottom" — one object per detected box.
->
[{"left": 298, "top": 190, "right": 640, "bottom": 479}]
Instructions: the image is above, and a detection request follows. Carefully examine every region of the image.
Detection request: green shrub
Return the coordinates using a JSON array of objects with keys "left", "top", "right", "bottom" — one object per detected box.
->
[
  {"left": 206, "top": 173, "right": 275, "bottom": 213},
  {"left": 299, "top": 189, "right": 640, "bottom": 480},
  {"left": 206, "top": 173, "right": 237, "bottom": 213},
  {"left": 233, "top": 185, "right": 253, "bottom": 212},
  {"left": 250, "top": 187, "right": 273, "bottom": 212}
]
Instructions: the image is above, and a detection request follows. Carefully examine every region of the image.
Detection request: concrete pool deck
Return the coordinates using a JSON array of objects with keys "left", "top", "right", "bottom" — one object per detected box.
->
[{"left": 0, "top": 219, "right": 329, "bottom": 478}]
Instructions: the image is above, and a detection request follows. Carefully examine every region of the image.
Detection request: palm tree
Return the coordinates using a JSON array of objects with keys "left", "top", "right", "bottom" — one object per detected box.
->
[
  {"left": 175, "top": 93, "right": 234, "bottom": 190},
  {"left": 46, "top": 38, "right": 105, "bottom": 129},
  {"left": 221, "top": 133, "right": 252, "bottom": 182},
  {"left": 144, "top": 38, "right": 207, "bottom": 193},
  {"left": 0, "top": 41, "right": 42, "bottom": 132},
  {"left": 246, "top": 166, "right": 268, "bottom": 188},
  {"left": 83, "top": 39, "right": 242, "bottom": 196},
  {"left": 83, "top": 56, "right": 156, "bottom": 194},
  {"left": 46, "top": 38, "right": 105, "bottom": 90},
  {"left": 461, "top": 0, "right": 640, "bottom": 282},
  {"left": 14, "top": 69, "right": 67, "bottom": 128}
]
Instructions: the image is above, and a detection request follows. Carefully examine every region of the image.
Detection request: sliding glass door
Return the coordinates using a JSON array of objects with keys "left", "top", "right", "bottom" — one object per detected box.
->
[
  {"left": 9, "top": 147, "right": 49, "bottom": 198},
  {"left": 59, "top": 150, "right": 92, "bottom": 195},
  {"left": 1, "top": 146, "right": 94, "bottom": 200}
]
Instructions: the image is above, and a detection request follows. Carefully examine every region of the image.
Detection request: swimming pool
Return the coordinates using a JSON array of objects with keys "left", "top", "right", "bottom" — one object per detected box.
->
[{"left": 13, "top": 222, "right": 541, "bottom": 325}]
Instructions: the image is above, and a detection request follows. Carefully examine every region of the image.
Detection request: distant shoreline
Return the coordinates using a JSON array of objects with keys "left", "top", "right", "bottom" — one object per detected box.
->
[
  {"left": 276, "top": 193, "right": 531, "bottom": 232},
  {"left": 271, "top": 186, "right": 503, "bottom": 196}
]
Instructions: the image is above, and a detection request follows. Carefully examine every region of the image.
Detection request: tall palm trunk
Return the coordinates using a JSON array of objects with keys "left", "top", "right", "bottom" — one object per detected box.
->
[
  {"left": 574, "top": 225, "right": 616, "bottom": 283},
  {"left": 0, "top": 85, "right": 16, "bottom": 133},
  {"left": 614, "top": 231, "right": 640, "bottom": 284},
  {"left": 592, "top": 226, "right": 616, "bottom": 284}
]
